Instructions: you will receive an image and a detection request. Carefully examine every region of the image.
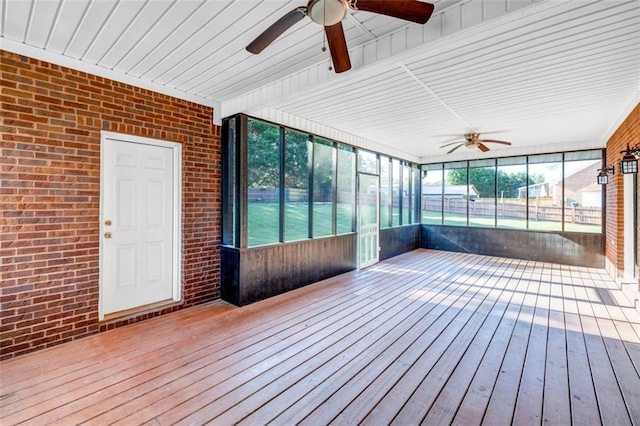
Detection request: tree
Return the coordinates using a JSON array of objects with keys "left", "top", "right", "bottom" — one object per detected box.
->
[
  {"left": 247, "top": 119, "right": 280, "bottom": 188},
  {"left": 497, "top": 171, "right": 544, "bottom": 197},
  {"left": 445, "top": 167, "right": 494, "bottom": 198},
  {"left": 284, "top": 130, "right": 311, "bottom": 190},
  {"left": 446, "top": 167, "right": 546, "bottom": 198},
  {"left": 313, "top": 139, "right": 334, "bottom": 201}
]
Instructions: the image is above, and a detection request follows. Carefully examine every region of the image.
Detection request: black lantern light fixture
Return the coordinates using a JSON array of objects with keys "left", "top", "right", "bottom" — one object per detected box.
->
[
  {"left": 597, "top": 165, "right": 614, "bottom": 185},
  {"left": 619, "top": 143, "right": 640, "bottom": 174}
]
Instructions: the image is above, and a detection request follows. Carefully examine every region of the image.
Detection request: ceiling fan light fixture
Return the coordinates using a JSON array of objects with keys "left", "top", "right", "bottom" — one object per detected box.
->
[
  {"left": 465, "top": 133, "right": 479, "bottom": 142},
  {"left": 439, "top": 132, "right": 512, "bottom": 154},
  {"left": 308, "top": 0, "right": 348, "bottom": 26}
]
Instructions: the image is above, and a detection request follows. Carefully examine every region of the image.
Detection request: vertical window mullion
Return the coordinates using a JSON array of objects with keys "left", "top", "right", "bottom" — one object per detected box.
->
[
  {"left": 494, "top": 159, "right": 498, "bottom": 228},
  {"left": 389, "top": 158, "right": 394, "bottom": 227},
  {"left": 561, "top": 152, "right": 565, "bottom": 232},
  {"left": 238, "top": 115, "right": 248, "bottom": 249},
  {"left": 279, "top": 127, "right": 285, "bottom": 242},
  {"left": 601, "top": 151, "right": 607, "bottom": 233},
  {"left": 399, "top": 161, "right": 403, "bottom": 225},
  {"left": 466, "top": 161, "right": 470, "bottom": 226},
  {"left": 440, "top": 163, "right": 444, "bottom": 225},
  {"left": 526, "top": 156, "right": 530, "bottom": 229},
  {"left": 409, "top": 165, "right": 415, "bottom": 224},
  {"left": 332, "top": 142, "right": 338, "bottom": 235},
  {"left": 308, "top": 135, "right": 314, "bottom": 238}
]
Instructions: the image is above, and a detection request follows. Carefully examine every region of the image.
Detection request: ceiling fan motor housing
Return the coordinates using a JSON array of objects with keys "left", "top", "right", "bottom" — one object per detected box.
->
[
  {"left": 464, "top": 133, "right": 479, "bottom": 147},
  {"left": 308, "top": 0, "right": 349, "bottom": 26}
]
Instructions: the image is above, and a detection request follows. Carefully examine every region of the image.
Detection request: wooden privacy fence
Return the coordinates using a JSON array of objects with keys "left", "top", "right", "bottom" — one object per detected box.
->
[
  {"left": 248, "top": 188, "right": 353, "bottom": 203},
  {"left": 422, "top": 198, "right": 602, "bottom": 225}
]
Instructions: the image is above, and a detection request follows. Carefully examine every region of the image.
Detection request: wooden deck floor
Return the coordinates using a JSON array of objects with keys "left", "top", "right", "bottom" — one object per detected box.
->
[{"left": 1, "top": 249, "right": 639, "bottom": 425}]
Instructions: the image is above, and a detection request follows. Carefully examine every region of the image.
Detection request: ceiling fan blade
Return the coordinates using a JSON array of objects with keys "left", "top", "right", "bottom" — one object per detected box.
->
[
  {"left": 477, "top": 143, "right": 490, "bottom": 152},
  {"left": 439, "top": 140, "right": 465, "bottom": 148},
  {"left": 352, "top": 0, "right": 435, "bottom": 24},
  {"left": 447, "top": 143, "right": 465, "bottom": 154},
  {"left": 246, "top": 8, "right": 306, "bottom": 54},
  {"left": 325, "top": 22, "right": 351, "bottom": 73},
  {"left": 481, "top": 139, "right": 512, "bottom": 145}
]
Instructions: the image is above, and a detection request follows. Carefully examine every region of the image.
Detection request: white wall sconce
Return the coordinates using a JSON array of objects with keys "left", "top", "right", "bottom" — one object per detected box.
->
[{"left": 597, "top": 165, "right": 615, "bottom": 185}]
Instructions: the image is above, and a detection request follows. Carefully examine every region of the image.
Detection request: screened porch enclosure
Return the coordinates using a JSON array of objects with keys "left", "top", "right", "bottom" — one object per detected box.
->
[
  {"left": 221, "top": 115, "right": 606, "bottom": 307},
  {"left": 221, "top": 115, "right": 422, "bottom": 306}
]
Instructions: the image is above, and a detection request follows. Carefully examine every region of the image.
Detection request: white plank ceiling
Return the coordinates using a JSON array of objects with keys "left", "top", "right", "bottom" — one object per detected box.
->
[{"left": 1, "top": 0, "right": 639, "bottom": 162}]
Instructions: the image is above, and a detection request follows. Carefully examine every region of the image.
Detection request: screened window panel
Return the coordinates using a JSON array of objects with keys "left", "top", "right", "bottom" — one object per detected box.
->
[
  {"left": 392, "top": 159, "right": 401, "bottom": 227},
  {"left": 563, "top": 153, "right": 602, "bottom": 233},
  {"left": 444, "top": 162, "right": 468, "bottom": 226},
  {"left": 222, "top": 117, "right": 236, "bottom": 246},
  {"left": 412, "top": 166, "right": 421, "bottom": 224},
  {"left": 313, "top": 138, "right": 335, "bottom": 237},
  {"left": 380, "top": 156, "right": 391, "bottom": 229},
  {"left": 402, "top": 163, "right": 411, "bottom": 225},
  {"left": 422, "top": 164, "right": 443, "bottom": 224},
  {"left": 247, "top": 118, "right": 281, "bottom": 246},
  {"left": 497, "top": 157, "right": 527, "bottom": 229},
  {"left": 337, "top": 145, "right": 355, "bottom": 234},
  {"left": 358, "top": 150, "right": 378, "bottom": 175},
  {"left": 469, "top": 159, "right": 496, "bottom": 227},
  {"left": 284, "top": 129, "right": 310, "bottom": 242},
  {"left": 528, "top": 154, "right": 563, "bottom": 231}
]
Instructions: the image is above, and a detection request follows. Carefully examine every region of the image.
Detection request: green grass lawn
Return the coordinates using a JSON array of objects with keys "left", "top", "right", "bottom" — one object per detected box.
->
[
  {"left": 248, "top": 202, "right": 354, "bottom": 246},
  {"left": 248, "top": 203, "right": 601, "bottom": 246}
]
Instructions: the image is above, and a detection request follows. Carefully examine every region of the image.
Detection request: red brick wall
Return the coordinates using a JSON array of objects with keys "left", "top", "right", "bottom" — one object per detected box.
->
[
  {"left": 604, "top": 103, "right": 639, "bottom": 277},
  {"left": 1, "top": 51, "right": 221, "bottom": 359}
]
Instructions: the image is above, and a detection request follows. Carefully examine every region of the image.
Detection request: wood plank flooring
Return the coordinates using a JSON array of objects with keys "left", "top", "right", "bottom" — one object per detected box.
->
[{"left": 1, "top": 249, "right": 639, "bottom": 425}]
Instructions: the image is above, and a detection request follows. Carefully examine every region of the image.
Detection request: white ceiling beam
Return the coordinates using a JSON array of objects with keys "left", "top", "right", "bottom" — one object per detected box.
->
[{"left": 397, "top": 62, "right": 475, "bottom": 131}]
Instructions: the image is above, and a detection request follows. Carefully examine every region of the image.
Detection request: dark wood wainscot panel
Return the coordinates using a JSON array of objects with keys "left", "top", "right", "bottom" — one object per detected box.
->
[
  {"left": 379, "top": 225, "right": 421, "bottom": 261},
  {"left": 221, "top": 234, "right": 356, "bottom": 306},
  {"left": 422, "top": 225, "right": 604, "bottom": 268}
]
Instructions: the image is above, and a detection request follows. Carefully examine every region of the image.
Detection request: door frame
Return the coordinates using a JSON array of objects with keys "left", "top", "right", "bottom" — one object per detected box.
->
[
  {"left": 357, "top": 172, "right": 380, "bottom": 269},
  {"left": 99, "top": 131, "right": 182, "bottom": 320},
  {"left": 623, "top": 173, "right": 638, "bottom": 281}
]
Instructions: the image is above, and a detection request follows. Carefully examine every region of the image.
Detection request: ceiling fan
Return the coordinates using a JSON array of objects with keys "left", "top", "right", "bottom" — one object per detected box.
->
[
  {"left": 440, "top": 133, "right": 512, "bottom": 154},
  {"left": 246, "top": 0, "right": 434, "bottom": 73}
]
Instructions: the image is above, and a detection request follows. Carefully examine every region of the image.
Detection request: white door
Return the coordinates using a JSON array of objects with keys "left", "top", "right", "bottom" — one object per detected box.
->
[
  {"left": 358, "top": 173, "right": 379, "bottom": 268},
  {"left": 100, "top": 133, "right": 181, "bottom": 318}
]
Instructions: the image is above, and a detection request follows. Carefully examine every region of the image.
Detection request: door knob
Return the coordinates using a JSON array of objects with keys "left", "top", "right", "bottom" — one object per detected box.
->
[
  {"left": 104, "top": 219, "right": 112, "bottom": 226},
  {"left": 104, "top": 232, "right": 113, "bottom": 239}
]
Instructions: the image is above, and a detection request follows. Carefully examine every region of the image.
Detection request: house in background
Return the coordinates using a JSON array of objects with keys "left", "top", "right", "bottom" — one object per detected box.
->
[
  {"left": 1, "top": 0, "right": 638, "bottom": 360},
  {"left": 564, "top": 162, "right": 604, "bottom": 207},
  {"left": 516, "top": 161, "right": 602, "bottom": 206}
]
